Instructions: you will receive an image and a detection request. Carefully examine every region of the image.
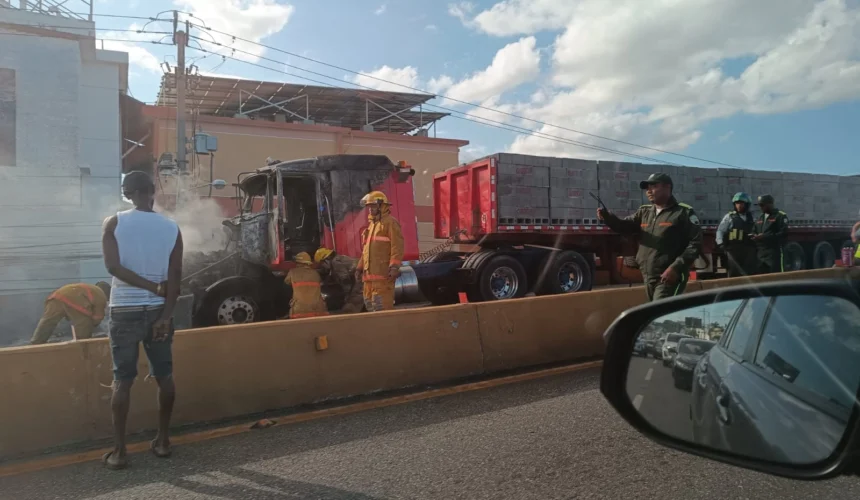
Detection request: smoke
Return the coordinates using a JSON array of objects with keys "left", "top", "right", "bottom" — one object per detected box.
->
[
  {"left": 0, "top": 168, "right": 126, "bottom": 347},
  {"left": 160, "top": 195, "right": 230, "bottom": 254}
]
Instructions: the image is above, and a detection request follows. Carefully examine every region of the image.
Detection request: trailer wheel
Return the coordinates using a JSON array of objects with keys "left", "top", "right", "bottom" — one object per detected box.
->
[
  {"left": 783, "top": 242, "right": 806, "bottom": 272},
  {"left": 538, "top": 250, "right": 593, "bottom": 295},
  {"left": 811, "top": 241, "right": 836, "bottom": 269},
  {"left": 196, "top": 278, "right": 262, "bottom": 327},
  {"left": 471, "top": 255, "right": 528, "bottom": 302}
]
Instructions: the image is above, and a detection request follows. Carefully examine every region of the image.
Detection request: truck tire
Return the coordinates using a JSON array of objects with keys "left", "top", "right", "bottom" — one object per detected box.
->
[
  {"left": 538, "top": 250, "right": 593, "bottom": 295},
  {"left": 811, "top": 241, "right": 836, "bottom": 269},
  {"left": 470, "top": 254, "right": 528, "bottom": 302},
  {"left": 196, "top": 278, "right": 263, "bottom": 327},
  {"left": 783, "top": 242, "right": 806, "bottom": 271}
]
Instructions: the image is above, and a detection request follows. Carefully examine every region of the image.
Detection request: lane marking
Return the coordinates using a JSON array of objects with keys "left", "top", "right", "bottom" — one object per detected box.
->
[
  {"left": 645, "top": 368, "right": 653, "bottom": 381},
  {"left": 632, "top": 394, "right": 644, "bottom": 409},
  {"left": 0, "top": 360, "right": 603, "bottom": 478}
]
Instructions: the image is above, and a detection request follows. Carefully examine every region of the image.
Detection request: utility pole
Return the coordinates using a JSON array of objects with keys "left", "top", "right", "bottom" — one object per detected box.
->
[{"left": 173, "top": 11, "right": 190, "bottom": 209}]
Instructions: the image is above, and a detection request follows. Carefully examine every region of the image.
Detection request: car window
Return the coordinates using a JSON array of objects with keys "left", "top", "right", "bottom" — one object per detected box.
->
[
  {"left": 678, "top": 340, "right": 714, "bottom": 355},
  {"left": 753, "top": 295, "right": 860, "bottom": 410},
  {"left": 725, "top": 297, "right": 770, "bottom": 358},
  {"left": 666, "top": 333, "right": 683, "bottom": 342}
]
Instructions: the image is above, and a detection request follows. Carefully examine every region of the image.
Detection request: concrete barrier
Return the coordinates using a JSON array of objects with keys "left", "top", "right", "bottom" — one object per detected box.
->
[
  {"left": 0, "top": 267, "right": 854, "bottom": 460},
  {"left": 0, "top": 304, "right": 485, "bottom": 460},
  {"left": 475, "top": 286, "right": 643, "bottom": 372},
  {"left": 698, "top": 267, "right": 850, "bottom": 290}
]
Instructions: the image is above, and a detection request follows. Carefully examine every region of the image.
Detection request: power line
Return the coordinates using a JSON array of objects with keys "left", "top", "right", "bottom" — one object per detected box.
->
[
  {"left": 187, "top": 23, "right": 745, "bottom": 169},
  {"left": 184, "top": 42, "right": 684, "bottom": 165}
]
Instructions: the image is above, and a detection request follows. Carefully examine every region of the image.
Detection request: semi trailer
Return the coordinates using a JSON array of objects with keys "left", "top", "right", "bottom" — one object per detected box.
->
[{"left": 183, "top": 153, "right": 858, "bottom": 326}]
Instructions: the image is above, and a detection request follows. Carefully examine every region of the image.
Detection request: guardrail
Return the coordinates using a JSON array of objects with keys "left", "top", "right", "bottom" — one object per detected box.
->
[{"left": 0, "top": 267, "right": 851, "bottom": 460}]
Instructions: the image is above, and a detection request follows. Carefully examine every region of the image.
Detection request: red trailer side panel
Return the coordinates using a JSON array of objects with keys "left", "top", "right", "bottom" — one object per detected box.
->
[{"left": 433, "top": 158, "right": 496, "bottom": 242}]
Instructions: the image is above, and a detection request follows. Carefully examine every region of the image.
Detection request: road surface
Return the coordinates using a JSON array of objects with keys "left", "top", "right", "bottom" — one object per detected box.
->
[
  {"left": 2, "top": 367, "right": 857, "bottom": 499},
  {"left": 626, "top": 355, "right": 695, "bottom": 442}
]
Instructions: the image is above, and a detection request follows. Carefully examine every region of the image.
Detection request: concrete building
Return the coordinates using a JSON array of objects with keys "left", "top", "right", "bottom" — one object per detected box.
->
[
  {"left": 0, "top": 1, "right": 128, "bottom": 345},
  {"left": 144, "top": 75, "right": 468, "bottom": 254}
]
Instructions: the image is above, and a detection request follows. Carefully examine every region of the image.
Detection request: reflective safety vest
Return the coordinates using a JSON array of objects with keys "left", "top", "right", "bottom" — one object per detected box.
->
[
  {"left": 359, "top": 209, "right": 405, "bottom": 282},
  {"left": 48, "top": 283, "right": 107, "bottom": 322},
  {"left": 284, "top": 266, "right": 329, "bottom": 319},
  {"left": 725, "top": 211, "right": 755, "bottom": 246}
]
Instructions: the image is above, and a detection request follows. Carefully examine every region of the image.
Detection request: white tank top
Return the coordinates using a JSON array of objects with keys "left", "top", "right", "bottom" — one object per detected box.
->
[{"left": 110, "top": 209, "right": 179, "bottom": 307}]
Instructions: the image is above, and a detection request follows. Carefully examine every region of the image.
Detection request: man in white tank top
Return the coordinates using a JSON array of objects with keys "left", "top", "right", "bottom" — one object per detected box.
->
[{"left": 101, "top": 171, "right": 183, "bottom": 470}]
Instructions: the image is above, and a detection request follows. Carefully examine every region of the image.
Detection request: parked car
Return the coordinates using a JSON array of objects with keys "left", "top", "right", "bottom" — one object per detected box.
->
[
  {"left": 671, "top": 338, "right": 715, "bottom": 390},
  {"left": 653, "top": 336, "right": 666, "bottom": 359},
  {"left": 661, "top": 333, "right": 692, "bottom": 366},
  {"left": 633, "top": 338, "right": 647, "bottom": 357}
]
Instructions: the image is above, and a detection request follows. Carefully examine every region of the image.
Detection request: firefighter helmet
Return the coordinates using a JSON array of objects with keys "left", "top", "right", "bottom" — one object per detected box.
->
[
  {"left": 314, "top": 247, "right": 334, "bottom": 263},
  {"left": 295, "top": 252, "right": 313, "bottom": 265},
  {"left": 360, "top": 191, "right": 390, "bottom": 207}
]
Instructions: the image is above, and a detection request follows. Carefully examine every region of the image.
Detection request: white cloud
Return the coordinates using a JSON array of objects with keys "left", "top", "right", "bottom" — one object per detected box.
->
[
  {"left": 468, "top": 0, "right": 860, "bottom": 160},
  {"left": 459, "top": 144, "right": 488, "bottom": 163},
  {"left": 444, "top": 36, "right": 541, "bottom": 102},
  {"left": 448, "top": 2, "right": 475, "bottom": 23},
  {"left": 99, "top": 27, "right": 167, "bottom": 74},
  {"left": 375, "top": 4, "right": 387, "bottom": 15},
  {"left": 174, "top": 0, "right": 294, "bottom": 62},
  {"left": 458, "top": 0, "right": 577, "bottom": 36},
  {"left": 425, "top": 24, "right": 439, "bottom": 32},
  {"left": 353, "top": 65, "right": 421, "bottom": 92},
  {"left": 427, "top": 75, "right": 454, "bottom": 94}
]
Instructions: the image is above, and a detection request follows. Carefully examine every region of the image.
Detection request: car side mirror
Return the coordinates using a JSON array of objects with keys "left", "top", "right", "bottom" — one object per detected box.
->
[{"left": 600, "top": 279, "right": 860, "bottom": 480}]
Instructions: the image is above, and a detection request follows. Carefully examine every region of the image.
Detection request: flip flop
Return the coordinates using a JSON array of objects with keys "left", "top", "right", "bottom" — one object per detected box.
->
[
  {"left": 101, "top": 451, "right": 128, "bottom": 470},
  {"left": 150, "top": 440, "right": 172, "bottom": 458}
]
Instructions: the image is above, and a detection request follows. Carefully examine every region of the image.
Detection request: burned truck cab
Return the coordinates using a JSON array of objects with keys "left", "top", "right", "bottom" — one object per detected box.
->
[{"left": 194, "top": 154, "right": 421, "bottom": 327}]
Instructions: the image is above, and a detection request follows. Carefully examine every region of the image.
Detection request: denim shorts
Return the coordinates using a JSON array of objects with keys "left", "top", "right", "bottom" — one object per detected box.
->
[{"left": 109, "top": 306, "right": 174, "bottom": 381}]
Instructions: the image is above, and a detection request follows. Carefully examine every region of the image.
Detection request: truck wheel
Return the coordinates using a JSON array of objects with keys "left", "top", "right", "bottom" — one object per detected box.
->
[
  {"left": 783, "top": 242, "right": 806, "bottom": 271},
  {"left": 471, "top": 255, "right": 528, "bottom": 302},
  {"left": 538, "top": 250, "right": 593, "bottom": 295},
  {"left": 197, "top": 282, "right": 262, "bottom": 327},
  {"left": 811, "top": 241, "right": 836, "bottom": 269}
]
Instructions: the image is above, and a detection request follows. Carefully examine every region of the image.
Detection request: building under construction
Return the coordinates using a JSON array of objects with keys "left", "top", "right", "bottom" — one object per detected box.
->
[{"left": 136, "top": 74, "right": 469, "bottom": 253}]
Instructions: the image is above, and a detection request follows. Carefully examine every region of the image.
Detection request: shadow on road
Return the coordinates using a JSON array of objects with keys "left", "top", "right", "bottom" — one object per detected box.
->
[
  {"left": 0, "top": 367, "right": 601, "bottom": 500},
  {"left": 170, "top": 467, "right": 384, "bottom": 499}
]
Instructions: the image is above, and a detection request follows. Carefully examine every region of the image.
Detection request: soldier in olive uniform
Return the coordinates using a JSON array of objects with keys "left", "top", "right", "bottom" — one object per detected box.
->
[
  {"left": 598, "top": 173, "right": 703, "bottom": 301},
  {"left": 751, "top": 194, "right": 789, "bottom": 274},
  {"left": 716, "top": 192, "right": 756, "bottom": 277}
]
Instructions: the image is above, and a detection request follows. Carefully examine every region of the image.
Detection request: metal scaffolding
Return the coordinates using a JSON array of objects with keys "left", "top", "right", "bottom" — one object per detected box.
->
[{"left": 4, "top": 0, "right": 93, "bottom": 22}]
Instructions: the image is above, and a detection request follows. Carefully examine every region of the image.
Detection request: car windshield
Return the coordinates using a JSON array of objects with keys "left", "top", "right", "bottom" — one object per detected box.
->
[{"left": 678, "top": 340, "right": 714, "bottom": 355}]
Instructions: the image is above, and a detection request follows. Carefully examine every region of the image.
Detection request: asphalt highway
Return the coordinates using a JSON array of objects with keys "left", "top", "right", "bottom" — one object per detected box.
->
[{"left": 2, "top": 366, "right": 859, "bottom": 499}]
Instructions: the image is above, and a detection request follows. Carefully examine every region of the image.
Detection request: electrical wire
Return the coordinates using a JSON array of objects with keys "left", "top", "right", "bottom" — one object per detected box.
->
[
  {"left": 184, "top": 42, "right": 684, "bottom": 166},
  {"left": 187, "top": 23, "right": 746, "bottom": 169}
]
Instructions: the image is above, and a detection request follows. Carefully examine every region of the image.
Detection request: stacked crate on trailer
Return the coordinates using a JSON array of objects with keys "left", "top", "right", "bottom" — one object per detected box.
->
[{"left": 423, "top": 153, "right": 859, "bottom": 304}]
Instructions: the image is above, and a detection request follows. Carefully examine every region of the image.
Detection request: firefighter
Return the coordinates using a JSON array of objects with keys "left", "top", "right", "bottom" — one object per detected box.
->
[
  {"left": 284, "top": 252, "right": 329, "bottom": 319},
  {"left": 30, "top": 281, "right": 111, "bottom": 345},
  {"left": 314, "top": 247, "right": 364, "bottom": 314},
  {"left": 716, "top": 192, "right": 756, "bottom": 277},
  {"left": 751, "top": 194, "right": 789, "bottom": 274},
  {"left": 597, "top": 173, "right": 703, "bottom": 301},
  {"left": 356, "top": 191, "right": 404, "bottom": 311}
]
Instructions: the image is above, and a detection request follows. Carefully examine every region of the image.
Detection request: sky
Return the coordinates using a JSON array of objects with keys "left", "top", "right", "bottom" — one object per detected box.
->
[{"left": 86, "top": 0, "right": 860, "bottom": 172}]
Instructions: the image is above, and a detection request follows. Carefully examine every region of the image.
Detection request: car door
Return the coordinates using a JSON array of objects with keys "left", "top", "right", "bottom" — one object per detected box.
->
[
  {"left": 731, "top": 295, "right": 860, "bottom": 464},
  {"left": 692, "top": 296, "right": 771, "bottom": 454}
]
